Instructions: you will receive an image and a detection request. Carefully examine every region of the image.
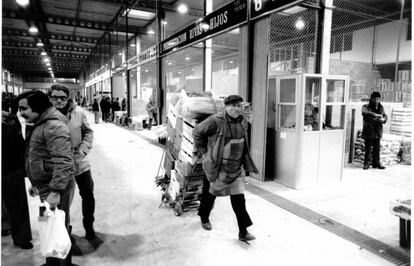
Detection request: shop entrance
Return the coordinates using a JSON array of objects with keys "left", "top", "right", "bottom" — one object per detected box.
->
[{"left": 265, "top": 73, "right": 349, "bottom": 189}]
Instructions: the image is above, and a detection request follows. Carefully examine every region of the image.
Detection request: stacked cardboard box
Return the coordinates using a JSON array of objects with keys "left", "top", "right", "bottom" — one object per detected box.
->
[
  {"left": 390, "top": 108, "right": 411, "bottom": 138},
  {"left": 163, "top": 104, "right": 205, "bottom": 204}
]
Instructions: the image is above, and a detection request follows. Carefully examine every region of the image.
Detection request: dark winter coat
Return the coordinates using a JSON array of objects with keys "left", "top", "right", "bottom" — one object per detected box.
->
[
  {"left": 193, "top": 111, "right": 258, "bottom": 187},
  {"left": 92, "top": 101, "right": 99, "bottom": 112},
  {"left": 25, "top": 107, "right": 74, "bottom": 199},
  {"left": 361, "top": 101, "right": 388, "bottom": 139},
  {"left": 2, "top": 111, "right": 26, "bottom": 181}
]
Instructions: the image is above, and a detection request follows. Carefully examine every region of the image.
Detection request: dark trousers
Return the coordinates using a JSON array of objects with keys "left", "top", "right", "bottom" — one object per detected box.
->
[
  {"left": 364, "top": 138, "right": 381, "bottom": 167},
  {"left": 2, "top": 176, "right": 32, "bottom": 245},
  {"left": 75, "top": 170, "right": 95, "bottom": 231},
  {"left": 46, "top": 178, "right": 75, "bottom": 266},
  {"left": 198, "top": 176, "right": 252, "bottom": 232},
  {"left": 148, "top": 116, "right": 158, "bottom": 130}
]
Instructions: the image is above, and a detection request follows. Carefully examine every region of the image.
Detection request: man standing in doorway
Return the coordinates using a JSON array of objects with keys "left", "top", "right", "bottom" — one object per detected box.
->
[
  {"left": 17, "top": 90, "right": 75, "bottom": 265},
  {"left": 361, "top": 91, "right": 388, "bottom": 170},
  {"left": 49, "top": 85, "right": 96, "bottom": 240},
  {"left": 193, "top": 95, "right": 258, "bottom": 242},
  {"left": 146, "top": 97, "right": 158, "bottom": 130}
]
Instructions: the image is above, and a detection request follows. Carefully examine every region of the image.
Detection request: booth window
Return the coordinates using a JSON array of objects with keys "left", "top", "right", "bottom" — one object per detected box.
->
[
  {"left": 304, "top": 77, "right": 321, "bottom": 131},
  {"left": 323, "top": 79, "right": 345, "bottom": 130},
  {"left": 278, "top": 78, "right": 296, "bottom": 130}
]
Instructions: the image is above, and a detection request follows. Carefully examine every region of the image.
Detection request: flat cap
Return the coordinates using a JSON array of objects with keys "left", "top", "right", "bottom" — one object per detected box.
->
[
  {"left": 224, "top": 95, "right": 243, "bottom": 105},
  {"left": 371, "top": 91, "right": 381, "bottom": 99}
]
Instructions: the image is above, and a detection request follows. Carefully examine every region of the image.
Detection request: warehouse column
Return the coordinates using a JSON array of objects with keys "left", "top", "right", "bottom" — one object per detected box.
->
[
  {"left": 204, "top": 0, "right": 213, "bottom": 92},
  {"left": 318, "top": 0, "right": 333, "bottom": 74}
]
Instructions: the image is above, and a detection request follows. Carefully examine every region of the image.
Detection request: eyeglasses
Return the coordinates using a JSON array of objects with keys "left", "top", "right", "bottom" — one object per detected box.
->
[
  {"left": 51, "top": 96, "right": 68, "bottom": 101},
  {"left": 18, "top": 106, "right": 28, "bottom": 111}
]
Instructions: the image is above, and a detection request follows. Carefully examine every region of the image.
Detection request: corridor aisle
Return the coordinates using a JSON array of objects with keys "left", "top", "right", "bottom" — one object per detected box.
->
[{"left": 1, "top": 111, "right": 394, "bottom": 266}]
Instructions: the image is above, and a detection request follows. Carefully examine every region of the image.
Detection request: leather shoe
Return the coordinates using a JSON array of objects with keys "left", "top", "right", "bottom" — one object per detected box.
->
[
  {"left": 239, "top": 231, "right": 256, "bottom": 242},
  {"left": 201, "top": 221, "right": 212, "bottom": 231},
  {"left": 373, "top": 165, "right": 386, "bottom": 169},
  {"left": 85, "top": 229, "right": 96, "bottom": 240},
  {"left": 14, "top": 242, "right": 33, "bottom": 249},
  {"left": 363, "top": 165, "right": 369, "bottom": 170}
]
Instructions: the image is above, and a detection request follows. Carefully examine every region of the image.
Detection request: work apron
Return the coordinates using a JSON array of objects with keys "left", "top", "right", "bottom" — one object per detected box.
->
[{"left": 209, "top": 138, "right": 245, "bottom": 196}]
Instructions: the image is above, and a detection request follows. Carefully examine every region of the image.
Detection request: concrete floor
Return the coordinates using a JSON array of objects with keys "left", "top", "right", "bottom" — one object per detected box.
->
[{"left": 1, "top": 111, "right": 411, "bottom": 266}]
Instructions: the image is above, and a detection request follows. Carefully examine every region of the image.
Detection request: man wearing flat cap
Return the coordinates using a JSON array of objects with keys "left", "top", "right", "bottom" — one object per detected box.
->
[
  {"left": 193, "top": 94, "right": 258, "bottom": 242},
  {"left": 361, "top": 91, "right": 388, "bottom": 170}
]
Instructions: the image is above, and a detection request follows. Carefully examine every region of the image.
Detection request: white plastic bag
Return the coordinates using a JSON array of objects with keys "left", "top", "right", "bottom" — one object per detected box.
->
[{"left": 38, "top": 202, "right": 71, "bottom": 259}]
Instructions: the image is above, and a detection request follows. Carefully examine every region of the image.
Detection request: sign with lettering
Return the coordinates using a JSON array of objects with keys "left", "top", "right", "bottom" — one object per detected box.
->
[
  {"left": 250, "top": 0, "right": 307, "bottom": 20},
  {"left": 160, "top": 0, "right": 247, "bottom": 56},
  {"left": 86, "top": 70, "right": 111, "bottom": 87},
  {"left": 127, "top": 45, "right": 157, "bottom": 70}
]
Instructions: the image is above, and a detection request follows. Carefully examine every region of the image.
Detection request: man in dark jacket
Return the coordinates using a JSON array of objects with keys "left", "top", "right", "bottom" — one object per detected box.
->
[
  {"left": 193, "top": 95, "right": 258, "bottom": 242},
  {"left": 49, "top": 85, "right": 97, "bottom": 240},
  {"left": 361, "top": 91, "right": 388, "bottom": 170},
  {"left": 17, "top": 90, "right": 76, "bottom": 266},
  {"left": 1, "top": 98, "right": 33, "bottom": 249}
]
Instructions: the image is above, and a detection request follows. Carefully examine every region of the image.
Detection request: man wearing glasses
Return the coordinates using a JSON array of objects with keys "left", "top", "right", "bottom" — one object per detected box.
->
[{"left": 49, "top": 85, "right": 96, "bottom": 240}]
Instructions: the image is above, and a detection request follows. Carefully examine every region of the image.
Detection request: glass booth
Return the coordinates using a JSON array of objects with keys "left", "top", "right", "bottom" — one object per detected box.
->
[{"left": 272, "top": 73, "right": 349, "bottom": 189}]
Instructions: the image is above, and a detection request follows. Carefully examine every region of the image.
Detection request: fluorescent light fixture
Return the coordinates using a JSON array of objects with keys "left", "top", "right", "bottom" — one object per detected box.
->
[
  {"left": 177, "top": 3, "right": 188, "bottom": 14},
  {"left": 46, "top": 63, "right": 51, "bottom": 66},
  {"left": 123, "top": 9, "right": 155, "bottom": 20},
  {"left": 16, "top": 0, "right": 29, "bottom": 7},
  {"left": 145, "top": 69, "right": 149, "bottom": 72},
  {"left": 43, "top": 58, "right": 50, "bottom": 63},
  {"left": 168, "top": 62, "right": 172, "bottom": 65},
  {"left": 162, "top": 20, "right": 168, "bottom": 25},
  {"left": 229, "top": 28, "right": 240, "bottom": 34},
  {"left": 295, "top": 17, "right": 305, "bottom": 30},
  {"left": 118, "top": 52, "right": 122, "bottom": 56},
  {"left": 200, "top": 23, "right": 209, "bottom": 30},
  {"left": 147, "top": 29, "right": 155, "bottom": 35},
  {"left": 36, "top": 42, "right": 44, "bottom": 47},
  {"left": 281, "top": 6, "right": 307, "bottom": 15},
  {"left": 29, "top": 26, "right": 38, "bottom": 33},
  {"left": 185, "top": 57, "right": 190, "bottom": 60},
  {"left": 229, "top": 61, "right": 234, "bottom": 64},
  {"left": 130, "top": 43, "right": 136, "bottom": 47}
]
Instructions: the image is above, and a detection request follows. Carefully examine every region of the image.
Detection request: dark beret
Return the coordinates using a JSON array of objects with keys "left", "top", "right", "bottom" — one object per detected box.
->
[
  {"left": 224, "top": 95, "right": 243, "bottom": 105},
  {"left": 371, "top": 91, "right": 381, "bottom": 99}
]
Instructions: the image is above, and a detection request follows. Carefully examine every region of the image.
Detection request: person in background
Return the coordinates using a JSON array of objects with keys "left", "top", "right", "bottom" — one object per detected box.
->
[
  {"left": 17, "top": 90, "right": 76, "bottom": 266},
  {"left": 121, "top": 98, "right": 126, "bottom": 111},
  {"left": 146, "top": 97, "right": 158, "bottom": 130},
  {"left": 48, "top": 85, "right": 96, "bottom": 240},
  {"left": 361, "top": 91, "right": 388, "bottom": 170},
  {"left": 193, "top": 95, "right": 258, "bottom": 242},
  {"left": 100, "top": 96, "right": 111, "bottom": 123},
  {"left": 92, "top": 98, "right": 100, "bottom": 124},
  {"left": 1, "top": 97, "right": 33, "bottom": 249},
  {"left": 111, "top": 97, "right": 120, "bottom": 122}
]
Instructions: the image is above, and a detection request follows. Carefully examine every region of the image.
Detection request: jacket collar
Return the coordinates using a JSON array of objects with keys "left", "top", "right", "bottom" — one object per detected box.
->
[{"left": 34, "top": 107, "right": 66, "bottom": 126}]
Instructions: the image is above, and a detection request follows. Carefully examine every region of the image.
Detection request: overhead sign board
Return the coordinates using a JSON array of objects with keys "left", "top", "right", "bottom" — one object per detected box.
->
[
  {"left": 250, "top": 0, "right": 308, "bottom": 20},
  {"left": 127, "top": 45, "right": 157, "bottom": 70},
  {"left": 160, "top": 0, "right": 247, "bottom": 56}
]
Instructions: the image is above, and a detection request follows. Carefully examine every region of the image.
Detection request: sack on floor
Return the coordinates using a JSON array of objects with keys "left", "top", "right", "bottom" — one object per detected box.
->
[{"left": 38, "top": 203, "right": 71, "bottom": 259}]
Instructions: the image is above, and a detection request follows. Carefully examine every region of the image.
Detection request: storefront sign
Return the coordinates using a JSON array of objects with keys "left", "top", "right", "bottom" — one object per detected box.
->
[
  {"left": 128, "top": 45, "right": 157, "bottom": 70},
  {"left": 250, "top": 0, "right": 307, "bottom": 20},
  {"left": 85, "top": 70, "right": 111, "bottom": 87},
  {"left": 160, "top": 0, "right": 247, "bottom": 56}
]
